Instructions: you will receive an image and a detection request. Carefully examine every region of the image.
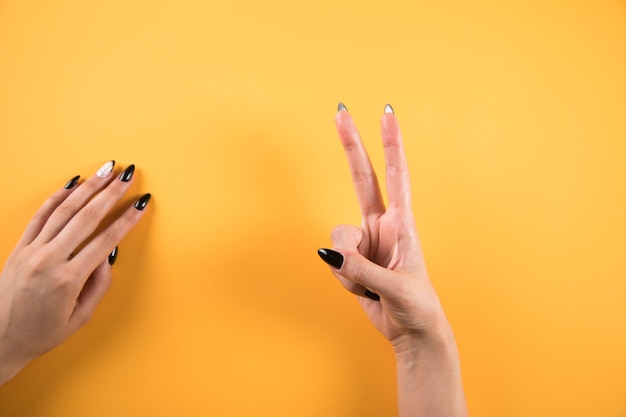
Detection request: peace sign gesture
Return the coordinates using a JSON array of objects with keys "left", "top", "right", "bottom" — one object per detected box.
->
[
  {"left": 318, "top": 104, "right": 467, "bottom": 417},
  {"left": 319, "top": 103, "right": 442, "bottom": 343}
]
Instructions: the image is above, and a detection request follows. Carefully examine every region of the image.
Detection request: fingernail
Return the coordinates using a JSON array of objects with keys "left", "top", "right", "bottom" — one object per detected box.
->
[
  {"left": 108, "top": 246, "right": 118, "bottom": 266},
  {"left": 365, "top": 289, "right": 381, "bottom": 301},
  {"left": 96, "top": 160, "right": 115, "bottom": 178},
  {"left": 134, "top": 193, "right": 151, "bottom": 211},
  {"left": 338, "top": 102, "right": 348, "bottom": 112},
  {"left": 384, "top": 104, "right": 394, "bottom": 114},
  {"left": 119, "top": 164, "right": 135, "bottom": 182},
  {"left": 317, "top": 248, "right": 344, "bottom": 269},
  {"left": 64, "top": 175, "right": 80, "bottom": 189}
]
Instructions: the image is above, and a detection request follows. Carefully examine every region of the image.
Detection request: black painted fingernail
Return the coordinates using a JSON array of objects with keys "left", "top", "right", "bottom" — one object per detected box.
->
[
  {"left": 338, "top": 102, "right": 348, "bottom": 112},
  {"left": 108, "top": 246, "right": 118, "bottom": 266},
  {"left": 64, "top": 175, "right": 80, "bottom": 189},
  {"left": 384, "top": 103, "right": 394, "bottom": 114},
  {"left": 119, "top": 164, "right": 135, "bottom": 182},
  {"left": 134, "top": 193, "right": 151, "bottom": 210},
  {"left": 318, "top": 248, "right": 344, "bottom": 269},
  {"left": 365, "top": 289, "right": 381, "bottom": 301}
]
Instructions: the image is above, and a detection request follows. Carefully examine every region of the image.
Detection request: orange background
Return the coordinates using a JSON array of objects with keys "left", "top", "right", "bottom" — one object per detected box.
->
[{"left": 1, "top": 0, "right": 626, "bottom": 416}]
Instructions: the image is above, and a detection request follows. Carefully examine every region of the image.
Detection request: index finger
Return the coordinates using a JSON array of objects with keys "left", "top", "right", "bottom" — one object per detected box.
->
[
  {"left": 381, "top": 105, "right": 412, "bottom": 209},
  {"left": 335, "top": 105, "right": 385, "bottom": 216},
  {"left": 16, "top": 176, "right": 80, "bottom": 248}
]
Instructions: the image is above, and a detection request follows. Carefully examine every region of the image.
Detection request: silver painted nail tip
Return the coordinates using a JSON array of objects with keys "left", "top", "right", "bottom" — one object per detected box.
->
[
  {"left": 384, "top": 104, "right": 394, "bottom": 114},
  {"left": 338, "top": 102, "right": 348, "bottom": 112},
  {"left": 96, "top": 160, "right": 115, "bottom": 178}
]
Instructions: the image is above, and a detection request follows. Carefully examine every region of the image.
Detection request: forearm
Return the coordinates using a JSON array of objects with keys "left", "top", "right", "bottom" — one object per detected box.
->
[{"left": 393, "top": 322, "right": 468, "bottom": 417}]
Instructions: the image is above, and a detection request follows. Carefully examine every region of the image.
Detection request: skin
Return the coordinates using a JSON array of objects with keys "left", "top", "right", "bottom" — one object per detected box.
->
[
  {"left": 0, "top": 162, "right": 149, "bottom": 385},
  {"left": 323, "top": 106, "right": 468, "bottom": 417}
]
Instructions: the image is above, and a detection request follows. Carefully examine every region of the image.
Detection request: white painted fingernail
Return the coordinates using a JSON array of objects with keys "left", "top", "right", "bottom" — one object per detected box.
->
[
  {"left": 96, "top": 160, "right": 115, "bottom": 178},
  {"left": 384, "top": 104, "right": 394, "bottom": 114}
]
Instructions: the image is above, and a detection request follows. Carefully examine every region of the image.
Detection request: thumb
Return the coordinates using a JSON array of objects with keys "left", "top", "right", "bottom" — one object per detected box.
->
[
  {"left": 329, "top": 224, "right": 394, "bottom": 295},
  {"left": 319, "top": 224, "right": 384, "bottom": 301},
  {"left": 318, "top": 247, "right": 398, "bottom": 301}
]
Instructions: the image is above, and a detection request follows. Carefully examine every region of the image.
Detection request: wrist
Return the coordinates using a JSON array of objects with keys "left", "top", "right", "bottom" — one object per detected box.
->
[
  {"left": 392, "top": 318, "right": 468, "bottom": 417},
  {"left": 392, "top": 317, "right": 458, "bottom": 364}
]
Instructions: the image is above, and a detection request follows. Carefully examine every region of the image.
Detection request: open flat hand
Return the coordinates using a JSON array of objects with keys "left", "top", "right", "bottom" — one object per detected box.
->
[{"left": 0, "top": 161, "right": 150, "bottom": 385}]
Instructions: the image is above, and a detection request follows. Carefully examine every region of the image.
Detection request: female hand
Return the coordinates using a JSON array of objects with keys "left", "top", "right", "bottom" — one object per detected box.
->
[
  {"left": 318, "top": 104, "right": 446, "bottom": 347},
  {"left": 318, "top": 104, "right": 467, "bottom": 417},
  {"left": 0, "top": 161, "right": 151, "bottom": 385}
]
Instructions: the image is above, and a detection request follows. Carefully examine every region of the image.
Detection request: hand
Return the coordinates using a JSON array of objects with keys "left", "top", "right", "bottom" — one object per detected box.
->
[
  {"left": 318, "top": 104, "right": 447, "bottom": 347},
  {"left": 0, "top": 161, "right": 151, "bottom": 385},
  {"left": 319, "top": 105, "right": 467, "bottom": 417}
]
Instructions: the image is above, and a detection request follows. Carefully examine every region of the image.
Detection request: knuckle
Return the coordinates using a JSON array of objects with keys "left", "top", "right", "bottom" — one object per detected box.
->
[
  {"left": 24, "top": 249, "right": 55, "bottom": 275},
  {"left": 77, "top": 204, "right": 100, "bottom": 223},
  {"left": 100, "top": 227, "right": 121, "bottom": 248},
  {"left": 342, "top": 141, "right": 359, "bottom": 153},
  {"left": 54, "top": 276, "right": 76, "bottom": 295},
  {"left": 54, "top": 201, "right": 78, "bottom": 217},
  {"left": 49, "top": 264, "right": 75, "bottom": 288},
  {"left": 347, "top": 259, "right": 370, "bottom": 284},
  {"left": 351, "top": 169, "right": 374, "bottom": 183},
  {"left": 386, "top": 163, "right": 407, "bottom": 173},
  {"left": 53, "top": 267, "right": 85, "bottom": 295}
]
